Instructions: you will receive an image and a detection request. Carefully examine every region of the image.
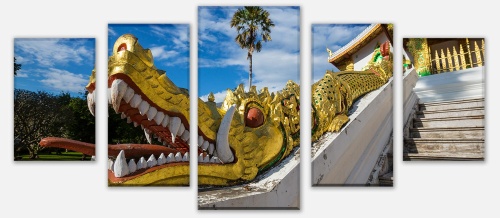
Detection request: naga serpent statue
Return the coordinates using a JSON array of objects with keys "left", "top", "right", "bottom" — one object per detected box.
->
[{"left": 40, "top": 34, "right": 392, "bottom": 186}]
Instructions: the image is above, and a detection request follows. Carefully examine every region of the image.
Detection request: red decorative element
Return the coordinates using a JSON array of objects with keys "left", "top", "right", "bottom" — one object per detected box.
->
[
  {"left": 39, "top": 137, "right": 95, "bottom": 156},
  {"left": 246, "top": 107, "right": 264, "bottom": 128},
  {"left": 381, "top": 41, "right": 390, "bottom": 58},
  {"left": 118, "top": 43, "right": 127, "bottom": 52}
]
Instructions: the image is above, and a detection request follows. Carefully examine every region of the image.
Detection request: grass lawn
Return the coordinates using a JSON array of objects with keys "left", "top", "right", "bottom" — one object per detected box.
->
[{"left": 18, "top": 151, "right": 92, "bottom": 161}]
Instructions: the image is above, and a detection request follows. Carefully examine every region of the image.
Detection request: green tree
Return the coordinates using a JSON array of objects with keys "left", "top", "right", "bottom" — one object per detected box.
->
[
  {"left": 14, "top": 89, "right": 71, "bottom": 159},
  {"left": 230, "top": 6, "right": 274, "bottom": 91},
  {"left": 14, "top": 57, "right": 21, "bottom": 76}
]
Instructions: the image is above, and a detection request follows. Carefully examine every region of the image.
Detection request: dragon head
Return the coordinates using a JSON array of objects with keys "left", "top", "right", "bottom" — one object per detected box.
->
[
  {"left": 104, "top": 34, "right": 190, "bottom": 185},
  {"left": 198, "top": 81, "right": 300, "bottom": 186}
]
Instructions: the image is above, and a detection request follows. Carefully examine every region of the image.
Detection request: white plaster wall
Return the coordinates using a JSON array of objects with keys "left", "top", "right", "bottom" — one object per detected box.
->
[
  {"left": 198, "top": 147, "right": 300, "bottom": 208},
  {"left": 353, "top": 33, "right": 391, "bottom": 70},
  {"left": 312, "top": 78, "right": 393, "bottom": 185}
]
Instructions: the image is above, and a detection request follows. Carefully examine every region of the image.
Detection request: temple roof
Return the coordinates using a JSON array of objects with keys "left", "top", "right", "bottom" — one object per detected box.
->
[{"left": 328, "top": 24, "right": 392, "bottom": 66}]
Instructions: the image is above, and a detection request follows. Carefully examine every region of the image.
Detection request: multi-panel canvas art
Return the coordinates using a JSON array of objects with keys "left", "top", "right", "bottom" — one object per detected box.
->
[
  {"left": 311, "top": 24, "right": 394, "bottom": 186},
  {"left": 197, "top": 6, "right": 301, "bottom": 208},
  {"left": 14, "top": 38, "right": 96, "bottom": 161},
  {"left": 402, "top": 38, "right": 485, "bottom": 161},
  {"left": 106, "top": 24, "right": 190, "bottom": 186}
]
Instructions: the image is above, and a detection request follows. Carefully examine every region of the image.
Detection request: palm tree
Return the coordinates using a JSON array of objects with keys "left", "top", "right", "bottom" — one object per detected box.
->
[{"left": 230, "top": 6, "right": 274, "bottom": 91}]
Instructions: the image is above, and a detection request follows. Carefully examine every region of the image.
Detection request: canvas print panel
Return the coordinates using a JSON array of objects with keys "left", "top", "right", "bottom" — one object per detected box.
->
[
  {"left": 311, "top": 24, "right": 394, "bottom": 186},
  {"left": 14, "top": 38, "right": 96, "bottom": 161},
  {"left": 107, "top": 24, "right": 190, "bottom": 186},
  {"left": 402, "top": 38, "right": 485, "bottom": 161},
  {"left": 197, "top": 6, "right": 300, "bottom": 208}
]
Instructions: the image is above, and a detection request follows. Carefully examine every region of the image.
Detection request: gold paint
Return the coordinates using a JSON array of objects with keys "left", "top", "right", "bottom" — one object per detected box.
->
[
  {"left": 441, "top": 49, "right": 447, "bottom": 71},
  {"left": 453, "top": 46, "right": 459, "bottom": 71},
  {"left": 475, "top": 41, "right": 482, "bottom": 67},
  {"left": 435, "top": 50, "right": 441, "bottom": 72},
  {"left": 446, "top": 48, "right": 453, "bottom": 71},
  {"left": 460, "top": 44, "right": 467, "bottom": 70},
  {"left": 312, "top": 43, "right": 393, "bottom": 142}
]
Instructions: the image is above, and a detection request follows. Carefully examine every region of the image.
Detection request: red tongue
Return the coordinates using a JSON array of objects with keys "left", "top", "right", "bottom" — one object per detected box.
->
[
  {"left": 40, "top": 137, "right": 95, "bottom": 156},
  {"left": 40, "top": 137, "right": 185, "bottom": 160}
]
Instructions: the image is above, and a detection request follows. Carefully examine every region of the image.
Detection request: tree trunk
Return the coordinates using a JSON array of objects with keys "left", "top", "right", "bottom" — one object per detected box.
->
[{"left": 248, "top": 54, "right": 253, "bottom": 91}]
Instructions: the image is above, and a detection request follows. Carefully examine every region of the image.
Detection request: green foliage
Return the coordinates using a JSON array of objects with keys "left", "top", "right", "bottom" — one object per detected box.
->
[
  {"left": 230, "top": 6, "right": 274, "bottom": 89},
  {"left": 13, "top": 89, "right": 95, "bottom": 159},
  {"left": 108, "top": 106, "right": 148, "bottom": 144},
  {"left": 14, "top": 57, "right": 21, "bottom": 76}
]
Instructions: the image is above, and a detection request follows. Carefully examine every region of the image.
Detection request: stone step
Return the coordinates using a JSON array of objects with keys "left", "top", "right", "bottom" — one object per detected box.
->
[
  {"left": 415, "top": 107, "right": 484, "bottom": 119},
  {"left": 403, "top": 152, "right": 484, "bottom": 161},
  {"left": 409, "top": 127, "right": 484, "bottom": 139},
  {"left": 404, "top": 138, "right": 484, "bottom": 154},
  {"left": 418, "top": 98, "right": 484, "bottom": 111},
  {"left": 413, "top": 116, "right": 484, "bottom": 128}
]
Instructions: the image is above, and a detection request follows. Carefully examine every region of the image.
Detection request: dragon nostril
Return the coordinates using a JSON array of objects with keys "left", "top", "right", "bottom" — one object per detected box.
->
[
  {"left": 245, "top": 107, "right": 264, "bottom": 128},
  {"left": 118, "top": 43, "right": 127, "bottom": 52}
]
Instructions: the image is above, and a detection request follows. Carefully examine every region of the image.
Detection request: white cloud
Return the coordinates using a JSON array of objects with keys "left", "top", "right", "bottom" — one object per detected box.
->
[
  {"left": 150, "top": 46, "right": 179, "bottom": 60},
  {"left": 311, "top": 24, "right": 369, "bottom": 82},
  {"left": 108, "top": 27, "right": 117, "bottom": 36},
  {"left": 39, "top": 68, "right": 88, "bottom": 93},
  {"left": 15, "top": 38, "right": 94, "bottom": 67},
  {"left": 200, "top": 90, "right": 229, "bottom": 103},
  {"left": 15, "top": 69, "right": 28, "bottom": 78},
  {"left": 149, "top": 25, "right": 189, "bottom": 50}
]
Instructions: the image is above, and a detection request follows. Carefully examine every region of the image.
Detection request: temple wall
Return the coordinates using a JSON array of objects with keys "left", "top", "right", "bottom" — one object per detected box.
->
[
  {"left": 312, "top": 77, "right": 393, "bottom": 185},
  {"left": 353, "top": 33, "right": 392, "bottom": 70}
]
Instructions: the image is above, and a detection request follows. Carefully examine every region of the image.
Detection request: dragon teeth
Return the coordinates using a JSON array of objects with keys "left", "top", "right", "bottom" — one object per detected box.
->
[
  {"left": 198, "top": 153, "right": 203, "bottom": 162},
  {"left": 208, "top": 143, "right": 214, "bottom": 155},
  {"left": 144, "top": 129, "right": 152, "bottom": 144},
  {"left": 177, "top": 124, "right": 185, "bottom": 136},
  {"left": 203, "top": 155, "right": 210, "bottom": 163},
  {"left": 166, "top": 153, "right": 174, "bottom": 163},
  {"left": 87, "top": 92, "right": 95, "bottom": 116},
  {"left": 216, "top": 105, "right": 236, "bottom": 163},
  {"left": 120, "top": 113, "right": 127, "bottom": 119},
  {"left": 113, "top": 150, "right": 130, "bottom": 177},
  {"left": 146, "top": 154, "right": 157, "bottom": 168},
  {"left": 108, "top": 159, "right": 114, "bottom": 170},
  {"left": 138, "top": 100, "right": 150, "bottom": 116},
  {"left": 128, "top": 159, "right": 137, "bottom": 174},
  {"left": 109, "top": 150, "right": 190, "bottom": 178},
  {"left": 123, "top": 87, "right": 135, "bottom": 103},
  {"left": 126, "top": 117, "right": 132, "bottom": 123},
  {"left": 174, "top": 152, "right": 182, "bottom": 162},
  {"left": 161, "top": 114, "right": 170, "bottom": 127},
  {"left": 137, "top": 157, "right": 147, "bottom": 170},
  {"left": 198, "top": 136, "right": 203, "bottom": 147},
  {"left": 181, "top": 130, "right": 190, "bottom": 142},
  {"left": 130, "top": 94, "right": 142, "bottom": 108},
  {"left": 202, "top": 141, "right": 209, "bottom": 151},
  {"left": 157, "top": 153, "right": 166, "bottom": 165},
  {"left": 147, "top": 107, "right": 157, "bottom": 121},
  {"left": 111, "top": 79, "right": 128, "bottom": 113},
  {"left": 154, "top": 111, "right": 165, "bottom": 126},
  {"left": 182, "top": 152, "right": 189, "bottom": 162},
  {"left": 107, "top": 88, "right": 112, "bottom": 105}
]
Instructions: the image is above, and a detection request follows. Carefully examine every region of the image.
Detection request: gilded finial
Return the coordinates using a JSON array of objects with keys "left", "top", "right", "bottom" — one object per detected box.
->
[
  {"left": 327, "top": 47, "right": 333, "bottom": 57},
  {"left": 208, "top": 92, "right": 215, "bottom": 102}
]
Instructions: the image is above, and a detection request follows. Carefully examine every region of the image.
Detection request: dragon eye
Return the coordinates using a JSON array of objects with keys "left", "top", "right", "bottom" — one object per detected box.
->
[
  {"left": 245, "top": 107, "right": 264, "bottom": 128},
  {"left": 118, "top": 43, "right": 127, "bottom": 52}
]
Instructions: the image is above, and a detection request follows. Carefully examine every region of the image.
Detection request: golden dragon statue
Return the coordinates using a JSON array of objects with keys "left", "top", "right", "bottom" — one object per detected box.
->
[{"left": 40, "top": 34, "right": 392, "bottom": 186}]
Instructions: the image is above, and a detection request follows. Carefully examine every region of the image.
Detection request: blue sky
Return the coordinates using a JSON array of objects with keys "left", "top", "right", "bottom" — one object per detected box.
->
[
  {"left": 198, "top": 6, "right": 300, "bottom": 102},
  {"left": 312, "top": 24, "right": 370, "bottom": 83},
  {"left": 108, "top": 24, "right": 189, "bottom": 89},
  {"left": 14, "top": 38, "right": 95, "bottom": 97}
]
